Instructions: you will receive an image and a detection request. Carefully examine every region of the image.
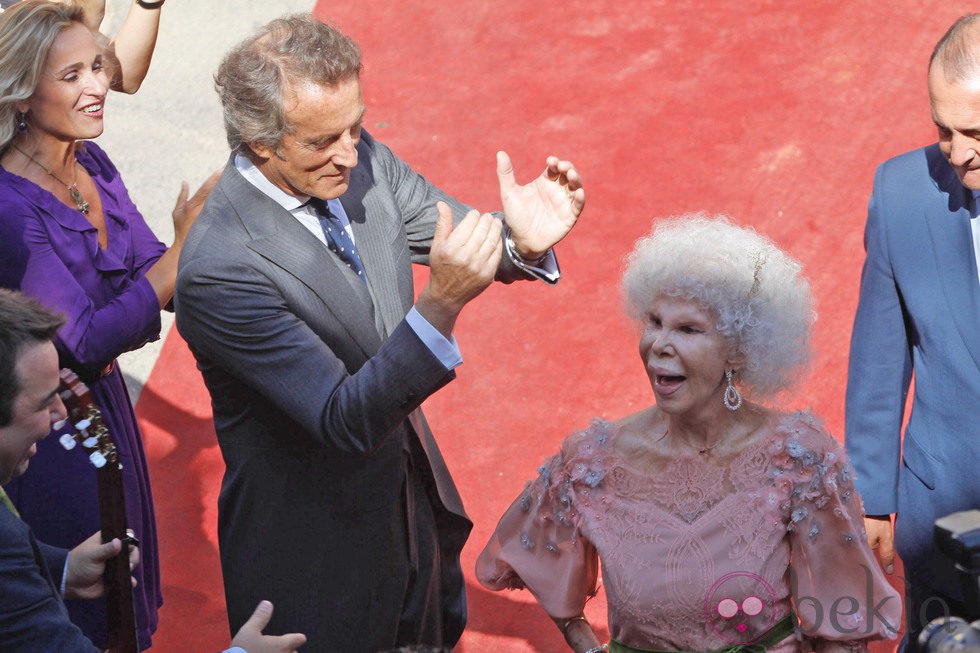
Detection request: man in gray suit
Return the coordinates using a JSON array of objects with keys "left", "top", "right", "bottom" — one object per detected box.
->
[
  {"left": 845, "top": 13, "right": 980, "bottom": 651},
  {"left": 174, "top": 14, "right": 585, "bottom": 653}
]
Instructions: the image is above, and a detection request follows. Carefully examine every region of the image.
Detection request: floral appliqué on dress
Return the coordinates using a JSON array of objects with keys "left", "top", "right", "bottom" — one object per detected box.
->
[{"left": 476, "top": 412, "right": 901, "bottom": 652}]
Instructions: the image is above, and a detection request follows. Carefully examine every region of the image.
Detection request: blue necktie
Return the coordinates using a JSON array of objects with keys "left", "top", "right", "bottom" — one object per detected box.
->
[{"left": 308, "top": 198, "right": 366, "bottom": 282}]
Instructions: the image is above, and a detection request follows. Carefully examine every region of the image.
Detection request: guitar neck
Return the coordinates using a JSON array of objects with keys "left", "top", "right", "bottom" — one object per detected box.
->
[
  {"left": 58, "top": 369, "right": 139, "bottom": 653},
  {"left": 98, "top": 464, "right": 138, "bottom": 653}
]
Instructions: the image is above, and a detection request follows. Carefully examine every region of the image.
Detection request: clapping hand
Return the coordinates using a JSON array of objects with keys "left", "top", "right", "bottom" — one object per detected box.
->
[
  {"left": 496, "top": 151, "right": 585, "bottom": 259},
  {"left": 171, "top": 169, "right": 222, "bottom": 244},
  {"left": 415, "top": 201, "right": 503, "bottom": 338}
]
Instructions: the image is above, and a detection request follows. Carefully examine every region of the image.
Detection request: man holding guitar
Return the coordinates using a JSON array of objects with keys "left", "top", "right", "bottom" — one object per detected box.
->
[{"left": 0, "top": 289, "right": 305, "bottom": 652}]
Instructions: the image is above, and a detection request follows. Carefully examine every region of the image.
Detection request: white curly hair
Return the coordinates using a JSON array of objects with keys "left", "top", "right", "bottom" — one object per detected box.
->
[{"left": 622, "top": 213, "right": 815, "bottom": 400}]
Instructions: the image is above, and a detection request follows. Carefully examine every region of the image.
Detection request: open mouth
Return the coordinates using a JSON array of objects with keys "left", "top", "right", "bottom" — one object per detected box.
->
[{"left": 654, "top": 374, "right": 686, "bottom": 394}]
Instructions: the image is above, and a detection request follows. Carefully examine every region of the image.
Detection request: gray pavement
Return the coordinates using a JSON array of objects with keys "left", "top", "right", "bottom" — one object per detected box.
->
[{"left": 99, "top": 0, "right": 313, "bottom": 400}]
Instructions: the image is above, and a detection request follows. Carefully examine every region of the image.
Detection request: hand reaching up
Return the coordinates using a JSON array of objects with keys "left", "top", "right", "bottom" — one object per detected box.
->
[{"left": 497, "top": 151, "right": 584, "bottom": 259}]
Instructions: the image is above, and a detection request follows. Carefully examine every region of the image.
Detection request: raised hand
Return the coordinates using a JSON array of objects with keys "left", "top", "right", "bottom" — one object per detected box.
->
[
  {"left": 67, "top": 0, "right": 106, "bottom": 33},
  {"left": 497, "top": 151, "right": 585, "bottom": 259},
  {"left": 416, "top": 201, "right": 503, "bottom": 337},
  {"left": 230, "top": 601, "right": 307, "bottom": 653},
  {"left": 145, "top": 169, "right": 222, "bottom": 307},
  {"left": 171, "top": 169, "right": 222, "bottom": 244}
]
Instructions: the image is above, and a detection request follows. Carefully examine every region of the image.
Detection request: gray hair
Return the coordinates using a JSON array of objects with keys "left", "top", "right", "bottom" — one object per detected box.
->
[
  {"left": 0, "top": 0, "right": 85, "bottom": 153},
  {"left": 215, "top": 14, "right": 361, "bottom": 153},
  {"left": 622, "top": 214, "right": 814, "bottom": 400},
  {"left": 929, "top": 13, "right": 980, "bottom": 81}
]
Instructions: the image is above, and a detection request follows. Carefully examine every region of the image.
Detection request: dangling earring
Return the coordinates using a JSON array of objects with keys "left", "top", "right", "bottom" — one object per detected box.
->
[
  {"left": 15, "top": 111, "right": 27, "bottom": 132},
  {"left": 723, "top": 369, "right": 742, "bottom": 411}
]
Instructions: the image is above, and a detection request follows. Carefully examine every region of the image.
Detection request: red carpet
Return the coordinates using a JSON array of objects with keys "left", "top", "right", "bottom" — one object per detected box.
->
[{"left": 139, "top": 2, "right": 973, "bottom": 650}]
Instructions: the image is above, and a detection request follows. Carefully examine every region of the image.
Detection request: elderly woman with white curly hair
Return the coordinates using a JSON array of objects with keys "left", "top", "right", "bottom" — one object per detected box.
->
[{"left": 477, "top": 215, "right": 901, "bottom": 653}]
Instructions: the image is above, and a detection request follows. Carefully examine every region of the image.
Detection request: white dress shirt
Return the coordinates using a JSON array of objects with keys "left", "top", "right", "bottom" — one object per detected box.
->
[{"left": 233, "top": 154, "right": 463, "bottom": 370}]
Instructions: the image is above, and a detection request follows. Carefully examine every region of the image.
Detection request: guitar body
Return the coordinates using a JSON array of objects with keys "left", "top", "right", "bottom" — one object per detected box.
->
[{"left": 59, "top": 369, "right": 139, "bottom": 653}]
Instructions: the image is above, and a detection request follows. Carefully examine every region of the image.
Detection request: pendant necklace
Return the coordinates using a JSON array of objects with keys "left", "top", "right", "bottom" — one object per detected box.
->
[
  {"left": 674, "top": 430, "right": 717, "bottom": 456},
  {"left": 687, "top": 440, "right": 716, "bottom": 456},
  {"left": 13, "top": 144, "right": 90, "bottom": 215}
]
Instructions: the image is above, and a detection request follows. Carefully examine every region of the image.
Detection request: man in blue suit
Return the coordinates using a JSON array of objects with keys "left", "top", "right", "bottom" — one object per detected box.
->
[
  {"left": 845, "top": 13, "right": 980, "bottom": 652},
  {"left": 0, "top": 288, "right": 305, "bottom": 652}
]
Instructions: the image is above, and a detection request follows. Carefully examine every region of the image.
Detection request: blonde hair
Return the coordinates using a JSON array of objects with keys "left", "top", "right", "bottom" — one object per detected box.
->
[
  {"left": 622, "top": 214, "right": 815, "bottom": 400},
  {"left": 0, "top": 0, "right": 85, "bottom": 152}
]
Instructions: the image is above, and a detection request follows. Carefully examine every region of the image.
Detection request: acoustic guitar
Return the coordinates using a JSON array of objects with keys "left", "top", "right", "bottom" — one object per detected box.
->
[{"left": 58, "top": 368, "right": 138, "bottom": 653}]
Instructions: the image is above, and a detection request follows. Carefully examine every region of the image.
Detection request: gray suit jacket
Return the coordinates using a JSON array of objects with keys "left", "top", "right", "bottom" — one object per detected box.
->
[
  {"left": 175, "top": 132, "right": 532, "bottom": 651},
  {"left": 845, "top": 143, "right": 980, "bottom": 599}
]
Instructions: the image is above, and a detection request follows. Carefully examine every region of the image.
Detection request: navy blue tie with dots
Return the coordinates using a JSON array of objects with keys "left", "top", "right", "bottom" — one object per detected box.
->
[{"left": 307, "top": 197, "right": 366, "bottom": 282}]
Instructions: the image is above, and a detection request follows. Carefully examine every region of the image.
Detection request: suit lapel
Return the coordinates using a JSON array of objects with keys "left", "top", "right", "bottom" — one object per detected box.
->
[
  {"left": 341, "top": 161, "right": 410, "bottom": 338},
  {"left": 926, "top": 152, "right": 980, "bottom": 370},
  {"left": 338, "top": 153, "right": 468, "bottom": 520},
  {"left": 219, "top": 165, "right": 382, "bottom": 357}
]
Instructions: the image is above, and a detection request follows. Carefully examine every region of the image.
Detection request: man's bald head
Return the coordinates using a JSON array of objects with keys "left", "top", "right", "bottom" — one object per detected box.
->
[{"left": 930, "top": 14, "right": 980, "bottom": 81}]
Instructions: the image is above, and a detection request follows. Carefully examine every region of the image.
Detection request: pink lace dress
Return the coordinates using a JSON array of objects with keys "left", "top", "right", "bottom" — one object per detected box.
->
[{"left": 477, "top": 412, "right": 901, "bottom": 652}]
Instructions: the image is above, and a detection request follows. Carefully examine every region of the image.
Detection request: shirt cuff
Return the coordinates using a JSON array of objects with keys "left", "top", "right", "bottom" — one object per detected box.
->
[
  {"left": 61, "top": 554, "right": 69, "bottom": 596},
  {"left": 224, "top": 648, "right": 248, "bottom": 653},
  {"left": 504, "top": 228, "right": 560, "bottom": 284},
  {"left": 405, "top": 306, "right": 463, "bottom": 370}
]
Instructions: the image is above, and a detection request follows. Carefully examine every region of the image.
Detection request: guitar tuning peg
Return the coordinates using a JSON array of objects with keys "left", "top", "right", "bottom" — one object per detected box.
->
[
  {"left": 82, "top": 436, "right": 99, "bottom": 449},
  {"left": 88, "top": 451, "right": 107, "bottom": 469},
  {"left": 59, "top": 434, "right": 77, "bottom": 450},
  {"left": 52, "top": 418, "right": 68, "bottom": 430},
  {"left": 74, "top": 418, "right": 91, "bottom": 431}
]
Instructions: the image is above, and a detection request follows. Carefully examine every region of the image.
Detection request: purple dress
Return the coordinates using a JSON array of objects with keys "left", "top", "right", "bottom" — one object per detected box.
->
[{"left": 0, "top": 142, "right": 163, "bottom": 650}]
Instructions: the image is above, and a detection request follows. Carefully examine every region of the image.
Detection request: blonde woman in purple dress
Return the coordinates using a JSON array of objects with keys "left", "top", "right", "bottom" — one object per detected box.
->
[
  {"left": 478, "top": 215, "right": 901, "bottom": 653},
  {"left": 0, "top": 2, "right": 215, "bottom": 648}
]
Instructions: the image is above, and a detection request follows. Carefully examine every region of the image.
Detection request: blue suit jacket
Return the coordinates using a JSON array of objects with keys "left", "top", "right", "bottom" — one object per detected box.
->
[
  {"left": 0, "top": 504, "right": 98, "bottom": 650},
  {"left": 845, "top": 143, "right": 980, "bottom": 598}
]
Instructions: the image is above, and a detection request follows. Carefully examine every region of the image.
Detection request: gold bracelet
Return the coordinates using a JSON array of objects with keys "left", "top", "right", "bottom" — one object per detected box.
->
[{"left": 560, "top": 615, "right": 589, "bottom": 635}]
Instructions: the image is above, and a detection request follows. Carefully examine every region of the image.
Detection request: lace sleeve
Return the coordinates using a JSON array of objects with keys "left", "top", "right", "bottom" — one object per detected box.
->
[
  {"left": 775, "top": 415, "right": 901, "bottom": 647},
  {"left": 476, "top": 431, "right": 601, "bottom": 620}
]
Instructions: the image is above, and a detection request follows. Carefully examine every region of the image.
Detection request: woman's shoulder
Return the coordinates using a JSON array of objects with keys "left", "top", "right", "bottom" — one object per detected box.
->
[
  {"left": 525, "top": 417, "right": 623, "bottom": 492},
  {"left": 75, "top": 141, "right": 124, "bottom": 183},
  {"left": 557, "top": 407, "right": 656, "bottom": 462},
  {"left": 766, "top": 409, "right": 844, "bottom": 458},
  {"left": 765, "top": 410, "right": 856, "bottom": 498},
  {"left": 0, "top": 172, "right": 45, "bottom": 225}
]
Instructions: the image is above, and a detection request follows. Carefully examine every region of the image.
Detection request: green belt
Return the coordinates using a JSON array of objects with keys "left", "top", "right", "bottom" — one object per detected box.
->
[{"left": 608, "top": 612, "right": 798, "bottom": 653}]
